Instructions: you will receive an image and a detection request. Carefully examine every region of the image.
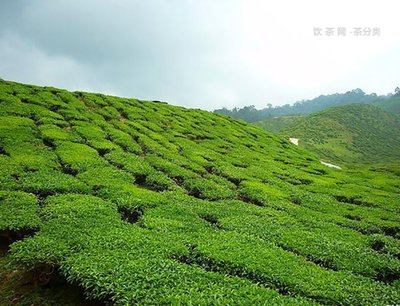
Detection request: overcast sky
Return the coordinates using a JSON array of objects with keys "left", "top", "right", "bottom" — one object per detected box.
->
[{"left": 1, "top": 0, "right": 399, "bottom": 110}]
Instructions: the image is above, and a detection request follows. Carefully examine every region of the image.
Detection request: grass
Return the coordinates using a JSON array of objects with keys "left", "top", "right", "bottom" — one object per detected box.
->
[
  {"left": 0, "top": 79, "right": 399, "bottom": 305},
  {"left": 254, "top": 114, "right": 305, "bottom": 133}
]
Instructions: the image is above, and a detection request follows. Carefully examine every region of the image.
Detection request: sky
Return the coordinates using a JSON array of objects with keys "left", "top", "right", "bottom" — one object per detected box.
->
[{"left": 0, "top": 0, "right": 399, "bottom": 110}]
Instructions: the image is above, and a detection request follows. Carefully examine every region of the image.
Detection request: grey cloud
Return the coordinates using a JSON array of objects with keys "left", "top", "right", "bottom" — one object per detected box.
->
[{"left": 1, "top": 0, "right": 399, "bottom": 110}]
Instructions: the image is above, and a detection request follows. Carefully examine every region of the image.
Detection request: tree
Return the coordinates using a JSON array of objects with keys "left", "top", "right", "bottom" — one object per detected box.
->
[{"left": 395, "top": 87, "right": 400, "bottom": 97}]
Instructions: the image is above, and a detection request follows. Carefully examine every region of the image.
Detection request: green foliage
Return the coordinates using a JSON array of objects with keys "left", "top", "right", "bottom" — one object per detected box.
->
[
  {"left": 55, "top": 141, "right": 107, "bottom": 173},
  {"left": 19, "top": 170, "right": 90, "bottom": 196},
  {"left": 239, "top": 180, "right": 289, "bottom": 205},
  {"left": 39, "top": 124, "right": 80, "bottom": 143},
  {"left": 0, "top": 191, "right": 41, "bottom": 231},
  {"left": 77, "top": 166, "right": 134, "bottom": 190},
  {"left": 373, "top": 96, "right": 400, "bottom": 114},
  {"left": 215, "top": 88, "right": 383, "bottom": 122},
  {"left": 104, "top": 149, "right": 153, "bottom": 176},
  {"left": 184, "top": 177, "right": 236, "bottom": 200},
  {"left": 146, "top": 154, "right": 198, "bottom": 181},
  {"left": 278, "top": 104, "right": 400, "bottom": 164},
  {"left": 105, "top": 126, "right": 142, "bottom": 154},
  {"left": 1, "top": 80, "right": 399, "bottom": 305},
  {"left": 254, "top": 114, "right": 305, "bottom": 133}
]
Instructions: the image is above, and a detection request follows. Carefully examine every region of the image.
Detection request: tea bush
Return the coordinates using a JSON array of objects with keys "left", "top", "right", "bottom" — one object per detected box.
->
[{"left": 1, "top": 80, "right": 399, "bottom": 305}]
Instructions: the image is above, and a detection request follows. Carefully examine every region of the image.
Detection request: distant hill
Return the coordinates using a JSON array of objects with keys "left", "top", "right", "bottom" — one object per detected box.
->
[
  {"left": 254, "top": 96, "right": 400, "bottom": 134},
  {"left": 278, "top": 104, "right": 400, "bottom": 164},
  {"left": 254, "top": 114, "right": 305, "bottom": 133},
  {"left": 215, "top": 89, "right": 397, "bottom": 122},
  {"left": 373, "top": 97, "right": 400, "bottom": 115}
]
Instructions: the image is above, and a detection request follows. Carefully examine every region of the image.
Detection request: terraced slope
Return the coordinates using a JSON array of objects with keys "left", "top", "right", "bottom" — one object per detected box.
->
[
  {"left": 0, "top": 80, "right": 400, "bottom": 305},
  {"left": 279, "top": 104, "right": 400, "bottom": 164}
]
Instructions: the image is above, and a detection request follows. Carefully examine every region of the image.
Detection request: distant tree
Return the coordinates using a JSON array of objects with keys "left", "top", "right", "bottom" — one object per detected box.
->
[
  {"left": 395, "top": 87, "right": 400, "bottom": 97},
  {"left": 213, "top": 88, "right": 385, "bottom": 122},
  {"left": 352, "top": 88, "right": 365, "bottom": 95}
]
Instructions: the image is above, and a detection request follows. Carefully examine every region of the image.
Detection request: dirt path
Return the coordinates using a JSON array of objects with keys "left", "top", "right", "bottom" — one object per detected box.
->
[
  {"left": 288, "top": 137, "right": 341, "bottom": 169},
  {"left": 320, "top": 161, "right": 341, "bottom": 169}
]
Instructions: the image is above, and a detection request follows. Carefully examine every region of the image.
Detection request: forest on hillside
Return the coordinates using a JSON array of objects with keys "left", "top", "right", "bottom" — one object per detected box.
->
[{"left": 215, "top": 88, "right": 400, "bottom": 122}]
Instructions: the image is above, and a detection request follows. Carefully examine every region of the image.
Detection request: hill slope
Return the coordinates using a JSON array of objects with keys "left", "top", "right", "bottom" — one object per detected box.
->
[
  {"left": 280, "top": 104, "right": 400, "bottom": 164},
  {"left": 214, "top": 89, "right": 388, "bottom": 122},
  {"left": 254, "top": 96, "right": 400, "bottom": 135},
  {"left": 253, "top": 97, "right": 400, "bottom": 134},
  {"left": 1, "top": 80, "right": 400, "bottom": 305},
  {"left": 373, "top": 96, "right": 400, "bottom": 115},
  {"left": 254, "top": 114, "right": 305, "bottom": 133}
]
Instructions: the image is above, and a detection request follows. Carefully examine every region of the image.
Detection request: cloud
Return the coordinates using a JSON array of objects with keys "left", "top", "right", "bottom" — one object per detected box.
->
[
  {"left": 1, "top": 0, "right": 399, "bottom": 110},
  {"left": 0, "top": 33, "right": 93, "bottom": 89}
]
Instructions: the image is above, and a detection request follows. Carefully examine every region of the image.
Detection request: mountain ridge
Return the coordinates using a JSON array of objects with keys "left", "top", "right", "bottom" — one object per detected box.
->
[{"left": 215, "top": 89, "right": 400, "bottom": 122}]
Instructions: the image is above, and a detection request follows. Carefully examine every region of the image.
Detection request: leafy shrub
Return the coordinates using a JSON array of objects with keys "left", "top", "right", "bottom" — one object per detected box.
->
[
  {"left": 39, "top": 124, "right": 80, "bottom": 144},
  {"left": 18, "top": 170, "right": 90, "bottom": 196},
  {"left": 239, "top": 180, "right": 289, "bottom": 205},
  {"left": 0, "top": 191, "right": 41, "bottom": 231},
  {"left": 1, "top": 80, "right": 400, "bottom": 305},
  {"left": 77, "top": 166, "right": 134, "bottom": 189},
  {"left": 104, "top": 149, "right": 153, "bottom": 177},
  {"left": 184, "top": 178, "right": 235, "bottom": 200},
  {"left": 55, "top": 141, "right": 108, "bottom": 173},
  {"left": 105, "top": 127, "right": 142, "bottom": 154}
]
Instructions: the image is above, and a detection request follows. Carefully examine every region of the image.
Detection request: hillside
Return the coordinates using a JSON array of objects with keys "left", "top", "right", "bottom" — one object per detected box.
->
[
  {"left": 280, "top": 104, "right": 400, "bottom": 164},
  {"left": 214, "top": 89, "right": 389, "bottom": 122},
  {"left": 373, "top": 97, "right": 400, "bottom": 115},
  {"left": 254, "top": 114, "right": 305, "bottom": 133},
  {"left": 254, "top": 97, "right": 400, "bottom": 135},
  {"left": 1, "top": 80, "right": 400, "bottom": 305}
]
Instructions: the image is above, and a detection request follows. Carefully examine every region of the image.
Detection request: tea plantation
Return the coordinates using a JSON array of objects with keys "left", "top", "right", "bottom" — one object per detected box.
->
[
  {"left": 0, "top": 80, "right": 399, "bottom": 305},
  {"left": 280, "top": 104, "right": 400, "bottom": 164},
  {"left": 254, "top": 114, "right": 305, "bottom": 133}
]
